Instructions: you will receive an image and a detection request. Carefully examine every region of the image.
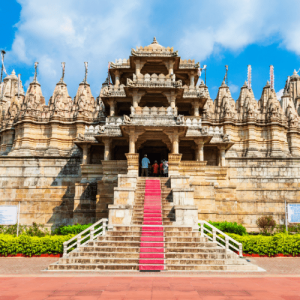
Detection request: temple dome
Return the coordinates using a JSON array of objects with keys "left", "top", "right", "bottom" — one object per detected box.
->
[{"left": 147, "top": 37, "right": 164, "bottom": 50}]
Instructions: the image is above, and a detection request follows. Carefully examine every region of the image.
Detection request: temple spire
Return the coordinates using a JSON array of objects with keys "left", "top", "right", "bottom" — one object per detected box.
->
[{"left": 152, "top": 37, "right": 158, "bottom": 44}]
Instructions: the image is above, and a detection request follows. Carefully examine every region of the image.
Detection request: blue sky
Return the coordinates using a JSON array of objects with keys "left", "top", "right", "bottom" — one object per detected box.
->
[{"left": 1, "top": 0, "right": 300, "bottom": 102}]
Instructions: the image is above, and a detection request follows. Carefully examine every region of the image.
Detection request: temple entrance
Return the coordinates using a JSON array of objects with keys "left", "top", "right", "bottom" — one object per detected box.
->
[{"left": 138, "top": 140, "right": 170, "bottom": 176}]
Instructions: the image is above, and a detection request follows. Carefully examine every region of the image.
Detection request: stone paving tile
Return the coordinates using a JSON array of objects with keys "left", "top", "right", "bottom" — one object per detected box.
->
[
  {"left": 1, "top": 277, "right": 297, "bottom": 299},
  {"left": 1, "top": 257, "right": 300, "bottom": 277}
]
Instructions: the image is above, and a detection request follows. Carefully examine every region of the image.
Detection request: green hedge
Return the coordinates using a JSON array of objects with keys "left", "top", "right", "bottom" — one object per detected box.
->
[
  {"left": 0, "top": 234, "right": 74, "bottom": 256},
  {"left": 202, "top": 221, "right": 247, "bottom": 236},
  {"left": 228, "top": 233, "right": 300, "bottom": 256},
  {"left": 52, "top": 224, "right": 92, "bottom": 235}
]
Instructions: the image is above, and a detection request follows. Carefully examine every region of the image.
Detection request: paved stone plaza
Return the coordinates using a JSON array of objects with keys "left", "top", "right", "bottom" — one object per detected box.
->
[{"left": 0, "top": 257, "right": 300, "bottom": 299}]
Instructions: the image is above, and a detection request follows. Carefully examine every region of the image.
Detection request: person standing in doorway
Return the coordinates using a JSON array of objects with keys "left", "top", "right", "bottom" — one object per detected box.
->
[
  {"left": 141, "top": 154, "right": 150, "bottom": 177},
  {"left": 163, "top": 159, "right": 168, "bottom": 177},
  {"left": 152, "top": 160, "right": 159, "bottom": 177},
  {"left": 159, "top": 160, "right": 164, "bottom": 177}
]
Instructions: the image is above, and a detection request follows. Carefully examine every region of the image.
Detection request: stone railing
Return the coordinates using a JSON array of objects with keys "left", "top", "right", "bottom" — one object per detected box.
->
[
  {"left": 127, "top": 73, "right": 182, "bottom": 88},
  {"left": 83, "top": 116, "right": 124, "bottom": 135},
  {"left": 63, "top": 218, "right": 108, "bottom": 257},
  {"left": 101, "top": 85, "right": 126, "bottom": 97},
  {"left": 183, "top": 85, "right": 206, "bottom": 98},
  {"left": 183, "top": 117, "right": 202, "bottom": 127},
  {"left": 110, "top": 59, "right": 130, "bottom": 68},
  {"left": 132, "top": 106, "right": 177, "bottom": 117},
  {"left": 106, "top": 116, "right": 124, "bottom": 125},
  {"left": 199, "top": 220, "right": 243, "bottom": 257},
  {"left": 179, "top": 59, "right": 200, "bottom": 69}
]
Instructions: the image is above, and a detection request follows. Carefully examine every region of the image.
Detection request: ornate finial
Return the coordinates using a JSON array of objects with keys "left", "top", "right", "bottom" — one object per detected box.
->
[
  {"left": 223, "top": 65, "right": 228, "bottom": 86},
  {"left": 61, "top": 62, "right": 65, "bottom": 82},
  {"left": 33, "top": 62, "right": 39, "bottom": 82},
  {"left": 12, "top": 70, "right": 16, "bottom": 76},
  {"left": 17, "top": 74, "right": 21, "bottom": 98},
  {"left": 152, "top": 37, "right": 158, "bottom": 44},
  {"left": 84, "top": 62, "right": 88, "bottom": 83}
]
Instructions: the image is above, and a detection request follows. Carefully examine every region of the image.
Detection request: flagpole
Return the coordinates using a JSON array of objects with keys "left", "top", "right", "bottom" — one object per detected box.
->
[{"left": 0, "top": 50, "right": 6, "bottom": 84}]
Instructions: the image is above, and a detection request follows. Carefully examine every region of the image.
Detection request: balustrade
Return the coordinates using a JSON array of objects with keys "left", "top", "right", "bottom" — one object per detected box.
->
[{"left": 127, "top": 73, "right": 182, "bottom": 88}]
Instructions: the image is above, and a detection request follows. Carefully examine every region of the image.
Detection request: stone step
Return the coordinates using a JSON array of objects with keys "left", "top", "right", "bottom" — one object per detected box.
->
[
  {"left": 131, "top": 221, "right": 172, "bottom": 225},
  {"left": 165, "top": 253, "right": 236, "bottom": 259},
  {"left": 165, "top": 247, "right": 228, "bottom": 253},
  {"left": 165, "top": 259, "right": 247, "bottom": 265},
  {"left": 88, "top": 241, "right": 141, "bottom": 247},
  {"left": 59, "top": 257, "right": 140, "bottom": 264},
  {"left": 166, "top": 264, "right": 258, "bottom": 271},
  {"left": 98, "top": 236, "right": 141, "bottom": 242},
  {"left": 48, "top": 263, "right": 139, "bottom": 271},
  {"left": 70, "top": 252, "right": 140, "bottom": 258},
  {"left": 81, "top": 246, "right": 140, "bottom": 253}
]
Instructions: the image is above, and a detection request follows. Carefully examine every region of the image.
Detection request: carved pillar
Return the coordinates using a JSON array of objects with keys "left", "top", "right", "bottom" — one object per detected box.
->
[
  {"left": 135, "top": 59, "right": 146, "bottom": 76},
  {"left": 103, "top": 138, "right": 112, "bottom": 161},
  {"left": 193, "top": 101, "right": 200, "bottom": 116},
  {"left": 195, "top": 140, "right": 204, "bottom": 161},
  {"left": 170, "top": 92, "right": 176, "bottom": 108},
  {"left": 132, "top": 90, "right": 145, "bottom": 108},
  {"left": 129, "top": 130, "right": 136, "bottom": 153},
  {"left": 218, "top": 145, "right": 226, "bottom": 166},
  {"left": 190, "top": 72, "right": 195, "bottom": 88},
  {"left": 108, "top": 99, "right": 116, "bottom": 116},
  {"left": 164, "top": 60, "right": 175, "bottom": 75},
  {"left": 115, "top": 70, "right": 120, "bottom": 87},
  {"left": 172, "top": 133, "right": 179, "bottom": 154},
  {"left": 82, "top": 144, "right": 90, "bottom": 164},
  {"left": 164, "top": 91, "right": 176, "bottom": 108}
]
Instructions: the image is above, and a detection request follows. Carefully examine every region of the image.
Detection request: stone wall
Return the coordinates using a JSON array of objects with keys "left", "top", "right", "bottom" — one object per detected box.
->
[
  {"left": 183, "top": 158, "right": 300, "bottom": 232},
  {"left": 0, "top": 157, "right": 82, "bottom": 229}
]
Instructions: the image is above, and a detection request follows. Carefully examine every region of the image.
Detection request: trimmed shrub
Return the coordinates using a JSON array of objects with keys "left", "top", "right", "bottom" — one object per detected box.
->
[
  {"left": 208, "top": 221, "right": 247, "bottom": 236},
  {"left": 0, "top": 234, "right": 74, "bottom": 256},
  {"left": 256, "top": 216, "right": 276, "bottom": 235},
  {"left": 52, "top": 224, "right": 92, "bottom": 235},
  {"left": 0, "top": 223, "right": 50, "bottom": 237},
  {"left": 228, "top": 233, "right": 300, "bottom": 256}
]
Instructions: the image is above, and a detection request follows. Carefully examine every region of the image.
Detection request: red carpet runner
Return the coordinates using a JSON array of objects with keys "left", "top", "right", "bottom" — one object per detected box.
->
[{"left": 139, "top": 179, "right": 165, "bottom": 271}]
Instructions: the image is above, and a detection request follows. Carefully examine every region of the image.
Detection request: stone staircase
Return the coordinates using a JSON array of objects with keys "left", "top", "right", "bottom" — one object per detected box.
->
[{"left": 48, "top": 177, "right": 259, "bottom": 271}]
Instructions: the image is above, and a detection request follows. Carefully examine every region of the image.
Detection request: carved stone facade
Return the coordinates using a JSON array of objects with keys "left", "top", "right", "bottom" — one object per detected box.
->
[{"left": 1, "top": 38, "right": 300, "bottom": 231}]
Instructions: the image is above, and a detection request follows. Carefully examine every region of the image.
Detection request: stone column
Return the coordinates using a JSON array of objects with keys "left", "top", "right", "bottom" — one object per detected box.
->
[
  {"left": 132, "top": 90, "right": 145, "bottom": 108},
  {"left": 193, "top": 101, "right": 200, "bottom": 116},
  {"left": 103, "top": 138, "right": 111, "bottom": 161},
  {"left": 190, "top": 72, "right": 195, "bottom": 88},
  {"left": 108, "top": 99, "right": 116, "bottom": 116},
  {"left": 219, "top": 146, "right": 226, "bottom": 166},
  {"left": 195, "top": 140, "right": 204, "bottom": 161},
  {"left": 170, "top": 92, "right": 176, "bottom": 108},
  {"left": 135, "top": 60, "right": 146, "bottom": 76},
  {"left": 115, "top": 70, "right": 120, "bottom": 87},
  {"left": 82, "top": 144, "right": 89, "bottom": 164},
  {"left": 172, "top": 133, "right": 179, "bottom": 154},
  {"left": 129, "top": 131, "right": 136, "bottom": 154}
]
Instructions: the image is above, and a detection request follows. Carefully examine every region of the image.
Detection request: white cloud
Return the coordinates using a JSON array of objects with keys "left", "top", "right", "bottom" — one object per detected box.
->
[
  {"left": 6, "top": 0, "right": 300, "bottom": 101},
  {"left": 7, "top": 0, "right": 151, "bottom": 100},
  {"left": 276, "top": 88, "right": 284, "bottom": 100},
  {"left": 177, "top": 0, "right": 300, "bottom": 60}
]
